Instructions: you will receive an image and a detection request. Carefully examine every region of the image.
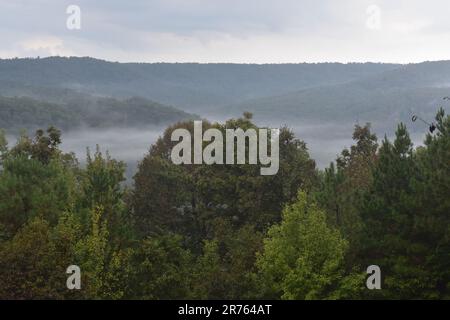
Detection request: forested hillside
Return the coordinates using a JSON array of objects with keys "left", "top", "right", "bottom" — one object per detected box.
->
[
  {"left": 0, "top": 57, "right": 399, "bottom": 112},
  {"left": 0, "top": 110, "right": 448, "bottom": 299},
  {"left": 223, "top": 61, "right": 450, "bottom": 133},
  {"left": 226, "top": 81, "right": 450, "bottom": 134},
  {"left": 1, "top": 57, "right": 450, "bottom": 137},
  {"left": 0, "top": 95, "right": 197, "bottom": 133}
]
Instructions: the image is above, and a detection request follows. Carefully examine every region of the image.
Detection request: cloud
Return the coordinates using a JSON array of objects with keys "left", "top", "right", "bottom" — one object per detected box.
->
[
  {"left": 19, "top": 36, "right": 73, "bottom": 56},
  {"left": 0, "top": 0, "right": 449, "bottom": 62}
]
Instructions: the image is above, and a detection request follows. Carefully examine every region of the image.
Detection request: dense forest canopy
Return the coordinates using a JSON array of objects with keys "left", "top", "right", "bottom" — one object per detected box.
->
[
  {"left": 0, "top": 57, "right": 399, "bottom": 112},
  {"left": 0, "top": 110, "right": 448, "bottom": 299},
  {"left": 0, "top": 95, "right": 197, "bottom": 133},
  {"left": 2, "top": 57, "right": 450, "bottom": 132}
]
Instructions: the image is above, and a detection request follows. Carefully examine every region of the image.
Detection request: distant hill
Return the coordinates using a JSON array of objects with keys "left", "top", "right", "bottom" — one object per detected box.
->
[
  {"left": 223, "top": 61, "right": 450, "bottom": 134},
  {"left": 1, "top": 57, "right": 449, "bottom": 136},
  {"left": 0, "top": 95, "right": 197, "bottom": 134},
  {"left": 0, "top": 57, "right": 400, "bottom": 113}
]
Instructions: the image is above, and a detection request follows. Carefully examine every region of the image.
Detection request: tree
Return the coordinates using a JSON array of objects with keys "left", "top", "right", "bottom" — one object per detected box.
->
[
  {"left": 132, "top": 155, "right": 191, "bottom": 237},
  {"left": 0, "top": 218, "right": 66, "bottom": 299},
  {"left": 316, "top": 124, "right": 378, "bottom": 260},
  {"left": 81, "top": 147, "right": 132, "bottom": 245},
  {"left": 0, "top": 155, "right": 76, "bottom": 238},
  {"left": 126, "top": 233, "right": 193, "bottom": 299},
  {"left": 360, "top": 113, "right": 450, "bottom": 299},
  {"left": 256, "top": 191, "right": 362, "bottom": 299},
  {"left": 0, "top": 129, "right": 7, "bottom": 164},
  {"left": 191, "top": 220, "right": 263, "bottom": 299},
  {"left": 132, "top": 115, "right": 317, "bottom": 244},
  {"left": 0, "top": 128, "right": 135, "bottom": 299}
]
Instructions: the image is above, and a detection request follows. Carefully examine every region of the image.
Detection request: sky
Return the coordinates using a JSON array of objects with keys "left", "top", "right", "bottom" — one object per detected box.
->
[{"left": 0, "top": 0, "right": 449, "bottom": 63}]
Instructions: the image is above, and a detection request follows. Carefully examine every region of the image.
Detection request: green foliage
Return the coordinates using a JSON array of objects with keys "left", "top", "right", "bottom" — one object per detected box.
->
[
  {"left": 0, "top": 158, "right": 76, "bottom": 238},
  {"left": 0, "top": 108, "right": 449, "bottom": 300},
  {"left": 132, "top": 115, "right": 317, "bottom": 243},
  {"left": 127, "top": 233, "right": 193, "bottom": 299},
  {"left": 255, "top": 191, "right": 362, "bottom": 299},
  {"left": 316, "top": 109, "right": 450, "bottom": 299},
  {"left": 0, "top": 95, "right": 196, "bottom": 134},
  {"left": 315, "top": 124, "right": 378, "bottom": 260},
  {"left": 0, "top": 218, "right": 60, "bottom": 299},
  {"left": 0, "top": 57, "right": 399, "bottom": 114},
  {"left": 0, "top": 129, "right": 8, "bottom": 160},
  {"left": 0, "top": 128, "right": 132, "bottom": 299},
  {"left": 191, "top": 221, "right": 263, "bottom": 299}
]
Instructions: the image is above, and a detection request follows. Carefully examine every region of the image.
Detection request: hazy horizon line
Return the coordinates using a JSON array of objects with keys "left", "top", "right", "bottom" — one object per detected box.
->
[{"left": 2, "top": 55, "right": 450, "bottom": 66}]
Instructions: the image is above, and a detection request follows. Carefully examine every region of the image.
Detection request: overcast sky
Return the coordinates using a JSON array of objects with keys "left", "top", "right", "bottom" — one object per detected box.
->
[{"left": 0, "top": 0, "right": 449, "bottom": 63}]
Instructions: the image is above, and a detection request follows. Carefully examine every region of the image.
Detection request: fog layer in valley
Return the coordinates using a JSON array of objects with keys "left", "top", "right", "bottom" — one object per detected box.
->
[
  {"left": 57, "top": 122, "right": 356, "bottom": 172},
  {"left": 5, "top": 117, "right": 428, "bottom": 182},
  {"left": 0, "top": 58, "right": 443, "bottom": 178},
  {"left": 59, "top": 127, "right": 164, "bottom": 180},
  {"left": 51, "top": 120, "right": 429, "bottom": 181}
]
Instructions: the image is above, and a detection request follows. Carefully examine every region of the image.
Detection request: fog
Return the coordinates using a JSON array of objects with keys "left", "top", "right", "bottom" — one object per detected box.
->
[
  {"left": 201, "top": 115, "right": 358, "bottom": 168},
  {"left": 5, "top": 121, "right": 427, "bottom": 182},
  {"left": 59, "top": 127, "right": 164, "bottom": 180},
  {"left": 59, "top": 122, "right": 356, "bottom": 177}
]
